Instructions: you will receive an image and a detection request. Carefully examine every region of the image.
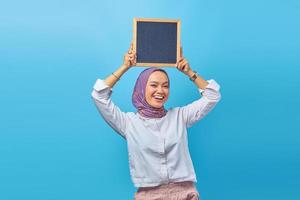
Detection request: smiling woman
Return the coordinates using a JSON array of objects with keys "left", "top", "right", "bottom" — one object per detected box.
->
[
  {"left": 145, "top": 71, "right": 170, "bottom": 109},
  {"left": 91, "top": 43, "right": 221, "bottom": 200}
]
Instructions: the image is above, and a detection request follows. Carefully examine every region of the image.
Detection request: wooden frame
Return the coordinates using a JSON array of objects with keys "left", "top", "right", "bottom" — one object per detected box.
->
[{"left": 133, "top": 18, "right": 181, "bottom": 67}]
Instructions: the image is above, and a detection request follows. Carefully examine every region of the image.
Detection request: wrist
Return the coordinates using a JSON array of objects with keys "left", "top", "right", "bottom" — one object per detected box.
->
[
  {"left": 188, "top": 70, "right": 198, "bottom": 82},
  {"left": 186, "top": 69, "right": 194, "bottom": 77},
  {"left": 121, "top": 64, "right": 130, "bottom": 70}
]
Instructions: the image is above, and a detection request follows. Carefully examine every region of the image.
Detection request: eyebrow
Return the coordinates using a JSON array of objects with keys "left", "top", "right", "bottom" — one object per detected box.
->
[{"left": 149, "top": 81, "right": 169, "bottom": 84}]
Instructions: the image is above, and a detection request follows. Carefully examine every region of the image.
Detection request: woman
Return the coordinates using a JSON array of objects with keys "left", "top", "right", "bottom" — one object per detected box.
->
[{"left": 91, "top": 44, "right": 221, "bottom": 200}]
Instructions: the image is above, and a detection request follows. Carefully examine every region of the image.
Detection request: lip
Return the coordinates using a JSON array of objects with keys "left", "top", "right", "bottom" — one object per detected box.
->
[
  {"left": 152, "top": 96, "right": 164, "bottom": 101},
  {"left": 153, "top": 98, "right": 163, "bottom": 102}
]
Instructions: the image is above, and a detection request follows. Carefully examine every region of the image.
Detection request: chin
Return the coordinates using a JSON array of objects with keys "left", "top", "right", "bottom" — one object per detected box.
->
[
  {"left": 148, "top": 99, "right": 167, "bottom": 108},
  {"left": 151, "top": 103, "right": 164, "bottom": 108}
]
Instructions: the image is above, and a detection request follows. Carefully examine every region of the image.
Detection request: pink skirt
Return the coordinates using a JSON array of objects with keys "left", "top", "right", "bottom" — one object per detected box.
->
[{"left": 134, "top": 181, "right": 200, "bottom": 200}]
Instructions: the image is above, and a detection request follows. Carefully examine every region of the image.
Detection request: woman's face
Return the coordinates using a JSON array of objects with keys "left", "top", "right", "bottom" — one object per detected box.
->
[{"left": 145, "top": 71, "right": 170, "bottom": 108}]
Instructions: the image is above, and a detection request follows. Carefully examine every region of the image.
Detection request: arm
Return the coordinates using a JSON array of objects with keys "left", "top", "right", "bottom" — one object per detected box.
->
[
  {"left": 104, "top": 43, "right": 136, "bottom": 88},
  {"left": 176, "top": 48, "right": 221, "bottom": 128},
  {"left": 185, "top": 70, "right": 209, "bottom": 91},
  {"left": 179, "top": 80, "right": 221, "bottom": 128},
  {"left": 176, "top": 47, "right": 209, "bottom": 91},
  {"left": 91, "top": 44, "right": 137, "bottom": 138},
  {"left": 91, "top": 79, "right": 128, "bottom": 138}
]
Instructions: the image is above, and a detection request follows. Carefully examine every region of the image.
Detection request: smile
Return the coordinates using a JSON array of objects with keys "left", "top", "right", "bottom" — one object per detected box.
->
[{"left": 153, "top": 95, "right": 164, "bottom": 100}]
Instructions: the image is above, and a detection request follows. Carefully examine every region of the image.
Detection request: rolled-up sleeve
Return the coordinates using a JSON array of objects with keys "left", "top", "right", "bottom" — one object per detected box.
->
[
  {"left": 91, "top": 79, "right": 128, "bottom": 139},
  {"left": 180, "top": 79, "right": 221, "bottom": 128}
]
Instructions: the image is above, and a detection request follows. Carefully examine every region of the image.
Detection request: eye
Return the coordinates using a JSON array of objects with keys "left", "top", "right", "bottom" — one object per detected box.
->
[
  {"left": 150, "top": 84, "right": 157, "bottom": 88},
  {"left": 163, "top": 85, "right": 169, "bottom": 88}
]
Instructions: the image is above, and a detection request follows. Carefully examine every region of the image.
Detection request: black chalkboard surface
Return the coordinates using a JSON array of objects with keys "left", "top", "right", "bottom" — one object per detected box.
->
[{"left": 133, "top": 18, "right": 181, "bottom": 67}]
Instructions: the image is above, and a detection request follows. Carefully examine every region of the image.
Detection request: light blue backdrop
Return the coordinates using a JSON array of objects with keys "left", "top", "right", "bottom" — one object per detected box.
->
[{"left": 1, "top": 0, "right": 299, "bottom": 199}]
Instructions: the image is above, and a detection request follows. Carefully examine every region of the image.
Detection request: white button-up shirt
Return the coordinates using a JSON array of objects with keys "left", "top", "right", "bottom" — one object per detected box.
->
[{"left": 91, "top": 79, "right": 221, "bottom": 188}]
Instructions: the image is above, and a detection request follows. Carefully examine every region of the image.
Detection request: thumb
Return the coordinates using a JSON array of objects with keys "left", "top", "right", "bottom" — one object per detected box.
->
[{"left": 180, "top": 47, "right": 183, "bottom": 57}]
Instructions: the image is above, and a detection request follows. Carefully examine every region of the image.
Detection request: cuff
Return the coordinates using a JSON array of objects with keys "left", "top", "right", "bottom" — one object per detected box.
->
[
  {"left": 93, "top": 79, "right": 112, "bottom": 92},
  {"left": 198, "top": 79, "right": 220, "bottom": 93}
]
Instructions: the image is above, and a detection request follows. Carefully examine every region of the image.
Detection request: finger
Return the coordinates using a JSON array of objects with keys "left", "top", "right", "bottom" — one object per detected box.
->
[
  {"left": 182, "top": 60, "right": 188, "bottom": 66},
  {"left": 129, "top": 51, "right": 136, "bottom": 56},
  {"left": 132, "top": 55, "right": 137, "bottom": 64},
  {"left": 181, "top": 60, "right": 188, "bottom": 67},
  {"left": 179, "top": 58, "right": 186, "bottom": 66},
  {"left": 182, "top": 62, "right": 188, "bottom": 71},
  {"left": 128, "top": 43, "right": 133, "bottom": 53},
  {"left": 177, "top": 63, "right": 183, "bottom": 71},
  {"left": 176, "top": 57, "right": 184, "bottom": 65},
  {"left": 180, "top": 62, "right": 186, "bottom": 70},
  {"left": 130, "top": 53, "right": 136, "bottom": 59},
  {"left": 176, "top": 61, "right": 180, "bottom": 69},
  {"left": 180, "top": 47, "right": 183, "bottom": 57},
  {"left": 177, "top": 57, "right": 183, "bottom": 65},
  {"left": 178, "top": 61, "right": 184, "bottom": 70},
  {"left": 130, "top": 42, "right": 134, "bottom": 51},
  {"left": 178, "top": 57, "right": 184, "bottom": 61}
]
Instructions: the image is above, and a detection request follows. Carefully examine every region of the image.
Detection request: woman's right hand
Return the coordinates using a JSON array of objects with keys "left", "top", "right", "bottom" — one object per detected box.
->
[{"left": 123, "top": 43, "right": 136, "bottom": 69}]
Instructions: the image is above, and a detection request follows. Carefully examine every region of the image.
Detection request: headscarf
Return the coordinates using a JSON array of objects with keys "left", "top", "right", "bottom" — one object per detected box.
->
[{"left": 132, "top": 67, "right": 169, "bottom": 118}]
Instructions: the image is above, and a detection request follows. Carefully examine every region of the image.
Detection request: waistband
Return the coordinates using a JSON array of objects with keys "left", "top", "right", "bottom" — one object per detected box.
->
[{"left": 137, "top": 181, "right": 195, "bottom": 194}]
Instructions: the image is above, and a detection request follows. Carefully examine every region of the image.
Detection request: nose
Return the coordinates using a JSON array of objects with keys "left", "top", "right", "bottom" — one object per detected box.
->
[{"left": 156, "top": 86, "right": 164, "bottom": 94}]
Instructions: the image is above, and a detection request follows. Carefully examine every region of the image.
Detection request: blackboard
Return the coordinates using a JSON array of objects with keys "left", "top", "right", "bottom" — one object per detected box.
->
[{"left": 133, "top": 18, "right": 181, "bottom": 67}]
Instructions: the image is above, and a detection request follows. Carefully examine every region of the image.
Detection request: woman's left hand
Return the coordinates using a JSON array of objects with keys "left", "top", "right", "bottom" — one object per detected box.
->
[
  {"left": 176, "top": 47, "right": 191, "bottom": 75},
  {"left": 176, "top": 57, "right": 191, "bottom": 74}
]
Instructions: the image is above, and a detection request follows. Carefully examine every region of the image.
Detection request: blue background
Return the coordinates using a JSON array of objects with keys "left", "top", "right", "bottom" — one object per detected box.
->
[{"left": 1, "top": 0, "right": 299, "bottom": 199}]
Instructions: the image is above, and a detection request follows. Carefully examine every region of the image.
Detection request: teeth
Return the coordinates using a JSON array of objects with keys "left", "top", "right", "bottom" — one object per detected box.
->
[{"left": 154, "top": 95, "right": 164, "bottom": 100}]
